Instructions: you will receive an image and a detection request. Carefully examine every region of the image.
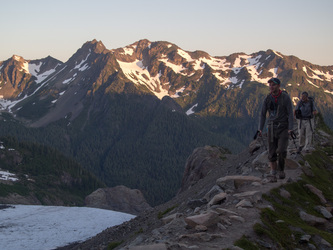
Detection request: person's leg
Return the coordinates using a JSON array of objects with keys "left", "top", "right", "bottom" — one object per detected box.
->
[
  {"left": 270, "top": 161, "right": 277, "bottom": 174},
  {"left": 277, "top": 128, "right": 289, "bottom": 179},
  {"left": 304, "top": 120, "right": 313, "bottom": 151},
  {"left": 298, "top": 120, "right": 305, "bottom": 152},
  {"left": 267, "top": 125, "right": 278, "bottom": 182}
]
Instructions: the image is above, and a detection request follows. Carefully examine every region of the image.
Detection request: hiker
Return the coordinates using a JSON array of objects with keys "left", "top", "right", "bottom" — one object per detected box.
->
[
  {"left": 294, "top": 91, "right": 317, "bottom": 153},
  {"left": 258, "top": 78, "right": 294, "bottom": 182}
]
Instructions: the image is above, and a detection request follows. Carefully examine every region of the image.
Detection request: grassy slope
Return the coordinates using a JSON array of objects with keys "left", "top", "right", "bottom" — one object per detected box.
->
[{"left": 235, "top": 114, "right": 333, "bottom": 249}]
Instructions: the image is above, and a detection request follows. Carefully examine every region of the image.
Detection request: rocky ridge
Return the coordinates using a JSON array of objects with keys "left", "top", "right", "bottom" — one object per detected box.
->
[{"left": 59, "top": 118, "right": 333, "bottom": 250}]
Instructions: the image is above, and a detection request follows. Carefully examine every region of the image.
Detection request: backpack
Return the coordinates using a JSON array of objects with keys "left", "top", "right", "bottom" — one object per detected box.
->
[
  {"left": 295, "top": 96, "right": 314, "bottom": 119},
  {"left": 295, "top": 109, "right": 302, "bottom": 119}
]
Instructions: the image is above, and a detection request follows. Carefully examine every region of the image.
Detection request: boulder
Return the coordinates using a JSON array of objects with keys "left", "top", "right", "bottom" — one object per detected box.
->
[
  {"left": 162, "top": 213, "right": 183, "bottom": 224},
  {"left": 208, "top": 192, "right": 227, "bottom": 207},
  {"left": 299, "top": 211, "right": 327, "bottom": 226},
  {"left": 235, "top": 199, "right": 253, "bottom": 208},
  {"left": 279, "top": 189, "right": 291, "bottom": 199},
  {"left": 304, "top": 184, "right": 327, "bottom": 204},
  {"left": 85, "top": 185, "right": 151, "bottom": 215},
  {"left": 184, "top": 211, "right": 220, "bottom": 228},
  {"left": 314, "top": 206, "right": 333, "bottom": 219},
  {"left": 216, "top": 175, "right": 262, "bottom": 190}
]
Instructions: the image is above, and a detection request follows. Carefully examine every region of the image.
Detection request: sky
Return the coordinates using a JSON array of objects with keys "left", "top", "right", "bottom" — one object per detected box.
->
[
  {"left": 1, "top": 0, "right": 332, "bottom": 66},
  {"left": 0, "top": 204, "right": 135, "bottom": 250}
]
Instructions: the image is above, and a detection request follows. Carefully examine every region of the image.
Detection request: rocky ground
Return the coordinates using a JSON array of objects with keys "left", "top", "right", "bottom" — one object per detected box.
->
[{"left": 58, "top": 124, "right": 333, "bottom": 250}]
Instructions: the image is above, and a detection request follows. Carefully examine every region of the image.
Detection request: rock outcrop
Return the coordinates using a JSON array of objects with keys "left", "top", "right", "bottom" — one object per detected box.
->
[
  {"left": 179, "top": 145, "right": 230, "bottom": 193},
  {"left": 85, "top": 185, "right": 151, "bottom": 215}
]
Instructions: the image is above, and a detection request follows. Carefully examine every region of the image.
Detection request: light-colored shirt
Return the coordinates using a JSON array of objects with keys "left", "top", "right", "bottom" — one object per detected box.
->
[{"left": 295, "top": 100, "right": 316, "bottom": 119}]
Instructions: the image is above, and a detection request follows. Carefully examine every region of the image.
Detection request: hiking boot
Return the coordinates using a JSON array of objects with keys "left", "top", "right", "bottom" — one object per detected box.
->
[
  {"left": 278, "top": 171, "right": 286, "bottom": 179},
  {"left": 267, "top": 174, "right": 277, "bottom": 183}
]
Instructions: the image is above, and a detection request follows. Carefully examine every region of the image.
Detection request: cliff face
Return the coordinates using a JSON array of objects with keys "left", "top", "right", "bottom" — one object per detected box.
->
[{"left": 60, "top": 114, "right": 333, "bottom": 250}]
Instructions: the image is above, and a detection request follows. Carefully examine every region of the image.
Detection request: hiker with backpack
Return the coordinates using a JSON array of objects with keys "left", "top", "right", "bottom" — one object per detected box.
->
[
  {"left": 258, "top": 78, "right": 294, "bottom": 182},
  {"left": 294, "top": 91, "right": 317, "bottom": 153}
]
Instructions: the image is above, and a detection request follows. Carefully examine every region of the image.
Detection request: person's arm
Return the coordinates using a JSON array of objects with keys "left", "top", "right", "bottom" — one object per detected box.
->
[
  {"left": 258, "top": 98, "right": 267, "bottom": 136},
  {"left": 287, "top": 95, "right": 294, "bottom": 132}
]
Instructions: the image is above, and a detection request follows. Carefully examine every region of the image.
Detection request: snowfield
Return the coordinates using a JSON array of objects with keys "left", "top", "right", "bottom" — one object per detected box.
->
[{"left": 0, "top": 204, "right": 135, "bottom": 250}]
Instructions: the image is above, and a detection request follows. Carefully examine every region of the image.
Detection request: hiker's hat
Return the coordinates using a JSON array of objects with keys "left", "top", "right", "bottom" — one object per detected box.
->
[{"left": 268, "top": 78, "right": 281, "bottom": 85}]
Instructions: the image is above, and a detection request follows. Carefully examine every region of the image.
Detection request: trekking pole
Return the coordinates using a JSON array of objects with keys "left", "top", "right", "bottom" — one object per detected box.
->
[{"left": 253, "top": 131, "right": 259, "bottom": 140}]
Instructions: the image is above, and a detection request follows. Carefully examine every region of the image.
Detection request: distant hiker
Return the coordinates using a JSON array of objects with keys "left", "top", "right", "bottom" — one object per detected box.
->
[
  {"left": 258, "top": 78, "right": 294, "bottom": 182},
  {"left": 294, "top": 91, "right": 317, "bottom": 153}
]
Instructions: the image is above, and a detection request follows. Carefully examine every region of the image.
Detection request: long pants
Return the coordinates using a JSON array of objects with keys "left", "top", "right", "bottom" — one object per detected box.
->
[
  {"left": 298, "top": 119, "right": 314, "bottom": 150},
  {"left": 267, "top": 124, "right": 289, "bottom": 171}
]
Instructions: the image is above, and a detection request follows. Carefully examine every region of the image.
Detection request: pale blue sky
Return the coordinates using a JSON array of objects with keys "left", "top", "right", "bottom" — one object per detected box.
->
[{"left": 1, "top": 0, "right": 332, "bottom": 65}]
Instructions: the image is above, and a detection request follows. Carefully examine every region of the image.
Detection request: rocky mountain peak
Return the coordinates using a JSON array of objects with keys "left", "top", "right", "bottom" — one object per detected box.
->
[
  {"left": 80, "top": 39, "right": 107, "bottom": 55},
  {"left": 135, "top": 38, "right": 152, "bottom": 49},
  {"left": 11, "top": 55, "right": 25, "bottom": 62}
]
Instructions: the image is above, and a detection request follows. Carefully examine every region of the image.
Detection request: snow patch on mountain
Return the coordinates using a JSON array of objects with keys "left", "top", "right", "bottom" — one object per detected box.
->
[
  {"left": 159, "top": 58, "right": 187, "bottom": 75},
  {"left": 177, "top": 49, "right": 193, "bottom": 61},
  {"left": 117, "top": 59, "right": 170, "bottom": 99},
  {"left": 233, "top": 56, "right": 245, "bottom": 68},
  {"left": 170, "top": 86, "right": 186, "bottom": 98},
  {"left": 306, "top": 79, "right": 320, "bottom": 88},
  {"left": 0, "top": 65, "right": 67, "bottom": 111},
  {"left": 310, "top": 68, "right": 333, "bottom": 81},
  {"left": 201, "top": 57, "right": 229, "bottom": 71},
  {"left": 186, "top": 103, "right": 198, "bottom": 115},
  {"left": 191, "top": 59, "right": 206, "bottom": 71},
  {"left": 29, "top": 63, "right": 60, "bottom": 84},
  {"left": 212, "top": 72, "right": 227, "bottom": 83},
  {"left": 74, "top": 53, "right": 91, "bottom": 72},
  {"left": 303, "top": 66, "right": 333, "bottom": 82},
  {"left": 0, "top": 169, "right": 19, "bottom": 181},
  {"left": 28, "top": 62, "right": 42, "bottom": 75},
  {"left": 63, "top": 78, "right": 74, "bottom": 84},
  {"left": 248, "top": 54, "right": 262, "bottom": 66},
  {"left": 239, "top": 79, "right": 245, "bottom": 88},
  {"left": 273, "top": 50, "right": 284, "bottom": 58},
  {"left": 122, "top": 47, "right": 135, "bottom": 56},
  {"left": 21, "top": 61, "right": 29, "bottom": 73},
  {"left": 228, "top": 55, "right": 278, "bottom": 85}
]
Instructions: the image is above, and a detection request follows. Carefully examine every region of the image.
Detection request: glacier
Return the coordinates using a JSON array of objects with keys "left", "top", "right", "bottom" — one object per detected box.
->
[{"left": 0, "top": 204, "right": 135, "bottom": 250}]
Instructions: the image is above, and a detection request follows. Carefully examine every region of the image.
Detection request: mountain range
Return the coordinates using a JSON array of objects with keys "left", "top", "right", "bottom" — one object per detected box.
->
[
  {"left": 0, "top": 39, "right": 332, "bottom": 205},
  {"left": 1, "top": 39, "right": 333, "bottom": 124}
]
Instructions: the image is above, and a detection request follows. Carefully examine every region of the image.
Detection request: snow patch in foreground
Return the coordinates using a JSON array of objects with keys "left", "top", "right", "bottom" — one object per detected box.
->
[{"left": 0, "top": 205, "right": 135, "bottom": 250}]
